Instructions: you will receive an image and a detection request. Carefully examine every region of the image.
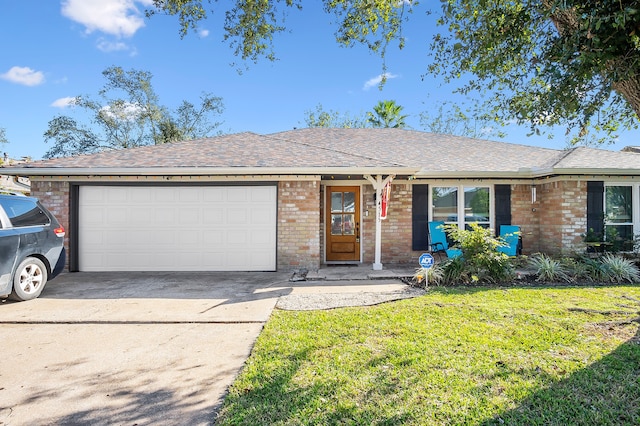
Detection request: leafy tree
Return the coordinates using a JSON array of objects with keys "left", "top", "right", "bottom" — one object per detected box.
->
[
  {"left": 43, "top": 66, "right": 224, "bottom": 158},
  {"left": 147, "top": 0, "right": 404, "bottom": 67},
  {"left": 420, "top": 101, "right": 506, "bottom": 139},
  {"left": 148, "top": 1, "right": 640, "bottom": 144},
  {"left": 430, "top": 1, "right": 640, "bottom": 144},
  {"left": 302, "top": 104, "right": 368, "bottom": 128},
  {"left": 367, "top": 100, "right": 408, "bottom": 128},
  {"left": 303, "top": 101, "right": 408, "bottom": 129}
]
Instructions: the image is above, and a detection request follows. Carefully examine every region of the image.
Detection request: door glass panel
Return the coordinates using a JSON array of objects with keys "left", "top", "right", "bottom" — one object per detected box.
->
[
  {"left": 331, "top": 193, "right": 343, "bottom": 212},
  {"left": 343, "top": 214, "right": 355, "bottom": 235},
  {"left": 343, "top": 192, "right": 355, "bottom": 212},
  {"left": 331, "top": 214, "right": 343, "bottom": 235}
]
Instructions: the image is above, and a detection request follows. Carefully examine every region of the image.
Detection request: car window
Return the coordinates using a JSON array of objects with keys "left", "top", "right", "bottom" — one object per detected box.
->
[{"left": 1, "top": 198, "right": 50, "bottom": 227}]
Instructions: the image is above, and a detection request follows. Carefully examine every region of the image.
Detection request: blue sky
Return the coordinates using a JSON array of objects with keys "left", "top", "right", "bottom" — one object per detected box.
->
[{"left": 1, "top": 1, "right": 639, "bottom": 160}]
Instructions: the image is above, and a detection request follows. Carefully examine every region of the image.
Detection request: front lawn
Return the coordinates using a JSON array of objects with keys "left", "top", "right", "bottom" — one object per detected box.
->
[{"left": 216, "top": 286, "right": 640, "bottom": 425}]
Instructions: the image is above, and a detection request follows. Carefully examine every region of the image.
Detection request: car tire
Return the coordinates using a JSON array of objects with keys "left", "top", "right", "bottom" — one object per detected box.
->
[{"left": 10, "top": 257, "right": 48, "bottom": 302}]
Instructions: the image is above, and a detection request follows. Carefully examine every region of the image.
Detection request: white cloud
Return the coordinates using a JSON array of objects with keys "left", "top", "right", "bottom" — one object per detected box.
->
[
  {"left": 97, "top": 38, "right": 129, "bottom": 52},
  {"left": 0, "top": 66, "right": 45, "bottom": 86},
  {"left": 363, "top": 72, "right": 398, "bottom": 90},
  {"left": 198, "top": 29, "right": 210, "bottom": 38},
  {"left": 101, "top": 102, "right": 143, "bottom": 121},
  {"left": 61, "top": 0, "right": 154, "bottom": 38},
  {"left": 96, "top": 38, "right": 139, "bottom": 57},
  {"left": 51, "top": 97, "right": 78, "bottom": 108}
]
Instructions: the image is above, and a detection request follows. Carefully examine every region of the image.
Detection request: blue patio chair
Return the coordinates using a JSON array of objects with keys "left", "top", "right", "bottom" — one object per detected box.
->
[
  {"left": 428, "top": 221, "right": 462, "bottom": 260},
  {"left": 497, "top": 225, "right": 521, "bottom": 256}
]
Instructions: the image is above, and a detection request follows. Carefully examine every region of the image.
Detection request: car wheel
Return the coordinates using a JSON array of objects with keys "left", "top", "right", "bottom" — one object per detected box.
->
[{"left": 10, "top": 257, "right": 48, "bottom": 301}]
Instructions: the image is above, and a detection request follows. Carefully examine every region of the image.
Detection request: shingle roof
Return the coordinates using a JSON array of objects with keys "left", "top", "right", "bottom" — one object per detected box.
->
[
  {"left": 553, "top": 146, "right": 640, "bottom": 171},
  {"left": 21, "top": 132, "right": 395, "bottom": 169},
  {"left": 5, "top": 128, "right": 640, "bottom": 178},
  {"left": 270, "top": 128, "right": 563, "bottom": 175}
]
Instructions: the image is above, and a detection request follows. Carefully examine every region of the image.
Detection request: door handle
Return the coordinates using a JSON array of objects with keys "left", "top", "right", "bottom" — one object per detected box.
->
[{"left": 356, "top": 222, "right": 360, "bottom": 242}]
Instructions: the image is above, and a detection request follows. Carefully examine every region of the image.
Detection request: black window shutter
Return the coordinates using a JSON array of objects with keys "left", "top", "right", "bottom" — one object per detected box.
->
[
  {"left": 587, "top": 181, "right": 604, "bottom": 238},
  {"left": 494, "top": 184, "right": 511, "bottom": 232},
  {"left": 412, "top": 184, "right": 429, "bottom": 251}
]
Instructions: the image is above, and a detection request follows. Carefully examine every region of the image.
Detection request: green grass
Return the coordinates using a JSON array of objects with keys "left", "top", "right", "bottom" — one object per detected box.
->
[{"left": 216, "top": 286, "right": 640, "bottom": 425}]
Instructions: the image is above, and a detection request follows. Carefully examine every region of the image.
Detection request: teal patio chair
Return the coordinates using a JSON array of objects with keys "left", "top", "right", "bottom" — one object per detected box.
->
[
  {"left": 497, "top": 225, "right": 521, "bottom": 256},
  {"left": 428, "top": 221, "right": 462, "bottom": 260}
]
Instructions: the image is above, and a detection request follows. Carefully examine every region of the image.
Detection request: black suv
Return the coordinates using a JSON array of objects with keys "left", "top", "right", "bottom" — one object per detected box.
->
[{"left": 0, "top": 193, "right": 66, "bottom": 301}]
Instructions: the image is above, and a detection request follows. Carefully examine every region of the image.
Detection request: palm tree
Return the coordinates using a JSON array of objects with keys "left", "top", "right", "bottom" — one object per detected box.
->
[{"left": 367, "top": 100, "right": 408, "bottom": 128}]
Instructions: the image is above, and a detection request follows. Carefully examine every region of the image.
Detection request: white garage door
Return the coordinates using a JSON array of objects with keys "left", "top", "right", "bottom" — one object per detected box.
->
[{"left": 78, "top": 185, "right": 277, "bottom": 272}]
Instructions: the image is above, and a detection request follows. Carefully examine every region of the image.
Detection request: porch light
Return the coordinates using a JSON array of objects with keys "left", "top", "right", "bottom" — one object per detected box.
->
[{"left": 531, "top": 184, "right": 537, "bottom": 203}]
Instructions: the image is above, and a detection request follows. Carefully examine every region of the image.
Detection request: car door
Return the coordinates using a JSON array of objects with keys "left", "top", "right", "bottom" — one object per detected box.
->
[{"left": 0, "top": 213, "right": 19, "bottom": 295}]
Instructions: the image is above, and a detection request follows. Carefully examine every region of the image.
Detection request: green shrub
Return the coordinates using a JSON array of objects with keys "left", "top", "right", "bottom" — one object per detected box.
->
[
  {"left": 443, "top": 223, "right": 514, "bottom": 284},
  {"left": 598, "top": 253, "right": 640, "bottom": 283},
  {"left": 413, "top": 264, "right": 444, "bottom": 287},
  {"left": 562, "top": 256, "right": 595, "bottom": 282},
  {"left": 441, "top": 256, "right": 469, "bottom": 285},
  {"left": 529, "top": 253, "right": 573, "bottom": 283}
]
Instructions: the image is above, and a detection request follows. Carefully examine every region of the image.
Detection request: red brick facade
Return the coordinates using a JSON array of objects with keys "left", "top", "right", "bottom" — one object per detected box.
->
[
  {"left": 361, "top": 183, "right": 417, "bottom": 265},
  {"left": 26, "top": 177, "right": 591, "bottom": 272},
  {"left": 30, "top": 180, "right": 71, "bottom": 269},
  {"left": 277, "top": 180, "right": 321, "bottom": 270},
  {"left": 511, "top": 181, "right": 587, "bottom": 255}
]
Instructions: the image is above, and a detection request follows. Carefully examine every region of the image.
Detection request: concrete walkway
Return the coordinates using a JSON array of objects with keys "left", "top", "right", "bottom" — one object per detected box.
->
[{"left": 0, "top": 265, "right": 417, "bottom": 425}]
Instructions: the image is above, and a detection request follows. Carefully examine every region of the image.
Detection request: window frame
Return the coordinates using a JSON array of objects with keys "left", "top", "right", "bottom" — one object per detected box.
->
[
  {"left": 603, "top": 183, "right": 640, "bottom": 243},
  {"left": 429, "top": 184, "right": 494, "bottom": 229}
]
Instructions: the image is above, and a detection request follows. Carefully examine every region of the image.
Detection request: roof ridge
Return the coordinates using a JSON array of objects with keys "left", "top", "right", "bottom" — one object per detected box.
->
[
  {"left": 265, "top": 132, "right": 404, "bottom": 167},
  {"left": 548, "top": 146, "right": 579, "bottom": 168}
]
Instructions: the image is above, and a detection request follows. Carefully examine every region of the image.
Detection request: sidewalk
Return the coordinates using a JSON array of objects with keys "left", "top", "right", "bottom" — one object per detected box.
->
[{"left": 303, "top": 263, "right": 417, "bottom": 281}]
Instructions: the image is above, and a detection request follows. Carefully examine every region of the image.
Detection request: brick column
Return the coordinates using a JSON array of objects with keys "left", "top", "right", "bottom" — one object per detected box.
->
[
  {"left": 30, "top": 180, "right": 70, "bottom": 271},
  {"left": 277, "top": 180, "right": 321, "bottom": 271}
]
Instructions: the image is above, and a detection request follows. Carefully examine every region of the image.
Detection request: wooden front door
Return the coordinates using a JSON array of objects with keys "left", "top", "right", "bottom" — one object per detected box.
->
[{"left": 326, "top": 186, "right": 360, "bottom": 262}]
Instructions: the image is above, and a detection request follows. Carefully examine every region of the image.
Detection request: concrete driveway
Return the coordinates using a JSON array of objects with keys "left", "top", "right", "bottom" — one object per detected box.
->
[{"left": 0, "top": 270, "right": 412, "bottom": 425}]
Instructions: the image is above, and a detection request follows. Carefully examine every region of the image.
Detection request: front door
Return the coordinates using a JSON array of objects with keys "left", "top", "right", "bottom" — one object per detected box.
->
[{"left": 326, "top": 186, "right": 360, "bottom": 262}]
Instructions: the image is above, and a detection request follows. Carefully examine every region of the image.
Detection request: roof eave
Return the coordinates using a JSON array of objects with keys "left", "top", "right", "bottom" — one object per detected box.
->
[
  {"left": 1, "top": 166, "right": 419, "bottom": 177},
  {"left": 412, "top": 168, "right": 555, "bottom": 179},
  {"left": 551, "top": 167, "right": 640, "bottom": 176}
]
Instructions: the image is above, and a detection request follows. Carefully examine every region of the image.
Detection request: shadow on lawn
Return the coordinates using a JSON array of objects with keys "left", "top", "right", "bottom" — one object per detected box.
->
[
  {"left": 217, "top": 347, "right": 414, "bottom": 425},
  {"left": 482, "top": 321, "right": 640, "bottom": 425},
  {"left": 427, "top": 284, "right": 640, "bottom": 424}
]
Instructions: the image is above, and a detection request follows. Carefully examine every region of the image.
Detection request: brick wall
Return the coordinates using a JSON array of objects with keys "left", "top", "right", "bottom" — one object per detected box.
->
[
  {"left": 27, "top": 177, "right": 589, "bottom": 273},
  {"left": 539, "top": 180, "right": 587, "bottom": 255},
  {"left": 277, "top": 180, "right": 321, "bottom": 271},
  {"left": 30, "top": 180, "right": 71, "bottom": 270},
  {"left": 511, "top": 184, "right": 539, "bottom": 254},
  {"left": 362, "top": 182, "right": 416, "bottom": 265},
  {"left": 512, "top": 181, "right": 587, "bottom": 255}
]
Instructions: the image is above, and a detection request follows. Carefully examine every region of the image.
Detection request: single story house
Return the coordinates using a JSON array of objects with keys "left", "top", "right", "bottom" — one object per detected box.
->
[
  {"left": 0, "top": 174, "right": 30, "bottom": 194},
  {"left": 4, "top": 128, "right": 640, "bottom": 273}
]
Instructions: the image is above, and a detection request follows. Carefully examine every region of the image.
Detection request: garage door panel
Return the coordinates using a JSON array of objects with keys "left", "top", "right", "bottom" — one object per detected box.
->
[
  {"left": 228, "top": 188, "right": 249, "bottom": 202},
  {"left": 106, "top": 188, "right": 129, "bottom": 202},
  {"left": 178, "top": 210, "right": 199, "bottom": 224},
  {"left": 178, "top": 187, "right": 200, "bottom": 201},
  {"left": 252, "top": 229, "right": 274, "bottom": 245},
  {"left": 202, "top": 230, "right": 224, "bottom": 244},
  {"left": 79, "top": 185, "right": 277, "bottom": 272}
]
